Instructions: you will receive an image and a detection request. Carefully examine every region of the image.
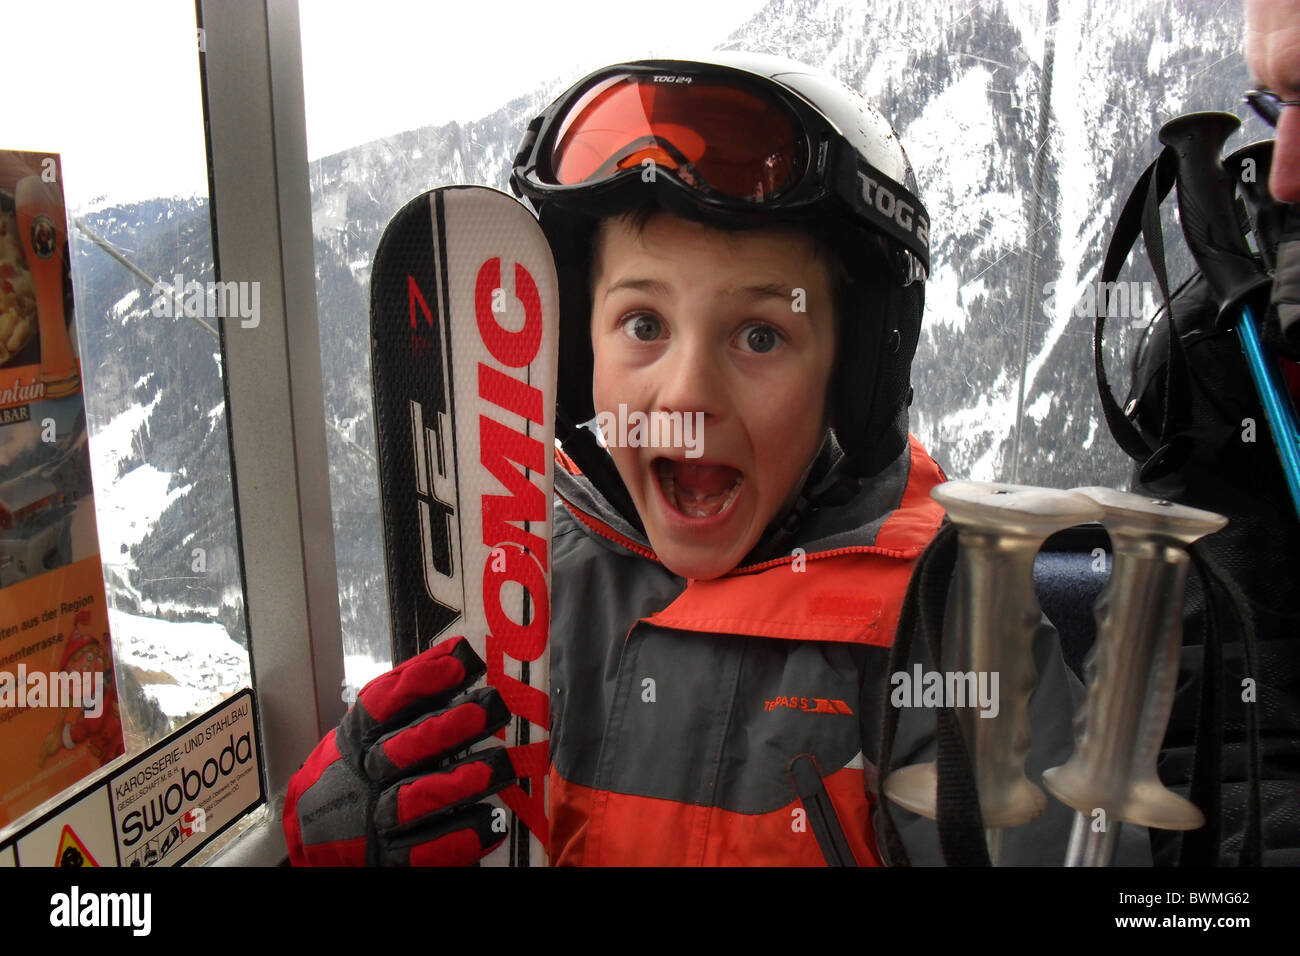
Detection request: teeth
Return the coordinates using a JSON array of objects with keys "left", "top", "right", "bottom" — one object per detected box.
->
[{"left": 655, "top": 460, "right": 742, "bottom": 519}]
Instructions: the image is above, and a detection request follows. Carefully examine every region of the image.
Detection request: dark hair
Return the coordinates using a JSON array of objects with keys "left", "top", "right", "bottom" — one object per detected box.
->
[{"left": 585, "top": 198, "right": 856, "bottom": 322}]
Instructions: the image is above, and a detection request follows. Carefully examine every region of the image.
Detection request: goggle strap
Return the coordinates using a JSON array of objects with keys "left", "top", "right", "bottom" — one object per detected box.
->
[
  {"left": 834, "top": 156, "right": 931, "bottom": 273},
  {"left": 512, "top": 116, "right": 544, "bottom": 184}
]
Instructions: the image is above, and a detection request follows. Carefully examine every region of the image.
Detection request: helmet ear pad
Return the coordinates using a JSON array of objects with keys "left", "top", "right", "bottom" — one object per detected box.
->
[
  {"left": 546, "top": 208, "right": 600, "bottom": 429},
  {"left": 545, "top": 208, "right": 648, "bottom": 533},
  {"left": 830, "top": 279, "right": 924, "bottom": 478}
]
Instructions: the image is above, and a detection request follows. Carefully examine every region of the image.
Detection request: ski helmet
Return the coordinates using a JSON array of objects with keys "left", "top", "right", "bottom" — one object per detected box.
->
[{"left": 510, "top": 52, "right": 929, "bottom": 497}]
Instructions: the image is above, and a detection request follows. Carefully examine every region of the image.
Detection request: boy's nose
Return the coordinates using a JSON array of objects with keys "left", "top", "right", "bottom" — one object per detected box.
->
[{"left": 652, "top": 333, "right": 725, "bottom": 421}]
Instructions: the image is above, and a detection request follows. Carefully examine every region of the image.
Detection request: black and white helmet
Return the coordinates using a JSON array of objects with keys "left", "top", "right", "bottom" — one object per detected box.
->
[{"left": 510, "top": 51, "right": 929, "bottom": 506}]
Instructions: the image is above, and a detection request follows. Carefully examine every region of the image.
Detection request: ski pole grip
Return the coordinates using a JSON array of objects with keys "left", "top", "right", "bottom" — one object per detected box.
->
[
  {"left": 884, "top": 483, "right": 1101, "bottom": 831},
  {"left": 1044, "top": 488, "right": 1224, "bottom": 836},
  {"left": 1225, "top": 140, "right": 1281, "bottom": 271},
  {"left": 1157, "top": 112, "right": 1270, "bottom": 312}
]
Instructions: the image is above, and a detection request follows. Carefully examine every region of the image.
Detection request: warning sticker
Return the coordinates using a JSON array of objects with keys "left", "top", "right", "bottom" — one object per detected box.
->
[
  {"left": 14, "top": 783, "right": 114, "bottom": 867},
  {"left": 54, "top": 824, "right": 98, "bottom": 867},
  {"left": 109, "top": 690, "right": 260, "bottom": 867}
]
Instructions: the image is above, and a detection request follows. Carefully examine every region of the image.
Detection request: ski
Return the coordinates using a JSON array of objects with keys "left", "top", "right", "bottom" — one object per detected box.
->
[{"left": 369, "top": 185, "right": 559, "bottom": 866}]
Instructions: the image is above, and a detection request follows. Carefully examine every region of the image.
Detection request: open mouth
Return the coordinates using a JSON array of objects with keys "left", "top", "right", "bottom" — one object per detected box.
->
[{"left": 653, "top": 457, "right": 743, "bottom": 519}]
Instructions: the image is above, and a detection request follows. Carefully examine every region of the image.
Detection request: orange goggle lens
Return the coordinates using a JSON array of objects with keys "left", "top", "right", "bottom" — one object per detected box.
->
[{"left": 550, "top": 75, "right": 804, "bottom": 201}]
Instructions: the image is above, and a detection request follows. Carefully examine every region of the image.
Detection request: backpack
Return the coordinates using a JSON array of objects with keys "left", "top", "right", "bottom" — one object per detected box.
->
[{"left": 1093, "top": 112, "right": 1300, "bottom": 865}]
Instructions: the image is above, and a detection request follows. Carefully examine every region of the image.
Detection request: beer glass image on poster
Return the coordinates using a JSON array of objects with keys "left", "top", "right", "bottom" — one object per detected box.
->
[{"left": 0, "top": 149, "right": 120, "bottom": 829}]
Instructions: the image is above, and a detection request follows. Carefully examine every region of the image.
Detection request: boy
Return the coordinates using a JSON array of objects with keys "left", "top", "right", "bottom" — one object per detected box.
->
[{"left": 284, "top": 53, "right": 1098, "bottom": 866}]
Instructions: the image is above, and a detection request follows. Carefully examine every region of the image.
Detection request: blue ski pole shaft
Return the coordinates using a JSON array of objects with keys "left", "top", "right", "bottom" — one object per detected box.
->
[{"left": 1236, "top": 302, "right": 1300, "bottom": 522}]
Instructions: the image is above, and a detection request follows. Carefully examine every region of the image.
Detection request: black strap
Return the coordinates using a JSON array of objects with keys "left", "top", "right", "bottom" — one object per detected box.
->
[
  {"left": 789, "top": 754, "right": 859, "bottom": 867},
  {"left": 1137, "top": 150, "right": 1197, "bottom": 480},
  {"left": 1093, "top": 149, "right": 1196, "bottom": 479},
  {"left": 1177, "top": 560, "right": 1224, "bottom": 866},
  {"left": 874, "top": 526, "right": 934, "bottom": 866},
  {"left": 1094, "top": 156, "right": 1166, "bottom": 461},
  {"left": 876, "top": 522, "right": 991, "bottom": 866},
  {"left": 1184, "top": 544, "right": 1264, "bottom": 866}
]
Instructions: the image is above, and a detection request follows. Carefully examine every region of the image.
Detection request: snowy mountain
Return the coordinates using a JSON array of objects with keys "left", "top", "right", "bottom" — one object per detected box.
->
[
  {"left": 69, "top": 197, "right": 247, "bottom": 731},
  {"left": 70, "top": 0, "right": 1256, "bottom": 697},
  {"left": 303, "top": 0, "right": 1255, "bottom": 664}
]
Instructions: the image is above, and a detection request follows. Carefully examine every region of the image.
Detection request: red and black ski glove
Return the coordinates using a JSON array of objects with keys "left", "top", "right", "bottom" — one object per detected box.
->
[{"left": 283, "top": 637, "right": 516, "bottom": 866}]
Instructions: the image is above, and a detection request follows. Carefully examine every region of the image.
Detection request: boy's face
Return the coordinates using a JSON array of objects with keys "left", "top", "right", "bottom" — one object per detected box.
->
[{"left": 589, "top": 211, "right": 837, "bottom": 580}]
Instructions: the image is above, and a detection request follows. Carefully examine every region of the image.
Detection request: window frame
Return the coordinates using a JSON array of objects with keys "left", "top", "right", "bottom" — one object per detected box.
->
[{"left": 195, "top": 0, "right": 345, "bottom": 867}]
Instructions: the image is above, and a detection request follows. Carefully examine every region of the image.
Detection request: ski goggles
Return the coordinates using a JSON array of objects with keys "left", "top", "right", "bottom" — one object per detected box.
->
[
  {"left": 510, "top": 62, "right": 930, "bottom": 279},
  {"left": 1245, "top": 89, "right": 1300, "bottom": 127}
]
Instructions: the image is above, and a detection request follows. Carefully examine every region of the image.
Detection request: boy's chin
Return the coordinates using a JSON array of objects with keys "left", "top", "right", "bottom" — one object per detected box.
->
[{"left": 651, "top": 538, "right": 750, "bottom": 582}]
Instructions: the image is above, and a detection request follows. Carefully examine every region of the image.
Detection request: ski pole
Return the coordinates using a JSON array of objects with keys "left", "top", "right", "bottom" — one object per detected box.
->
[
  {"left": 1234, "top": 302, "right": 1300, "bottom": 517},
  {"left": 1157, "top": 112, "right": 1300, "bottom": 522},
  {"left": 1043, "top": 487, "right": 1224, "bottom": 866},
  {"left": 883, "top": 481, "right": 1100, "bottom": 864}
]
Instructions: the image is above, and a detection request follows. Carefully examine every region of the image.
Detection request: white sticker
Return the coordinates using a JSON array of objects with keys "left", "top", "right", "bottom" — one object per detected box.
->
[
  {"left": 109, "top": 689, "right": 261, "bottom": 867},
  {"left": 15, "top": 785, "right": 115, "bottom": 867}
]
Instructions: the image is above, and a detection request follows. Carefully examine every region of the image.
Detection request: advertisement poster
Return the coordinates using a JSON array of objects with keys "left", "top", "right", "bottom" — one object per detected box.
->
[{"left": 0, "top": 149, "right": 120, "bottom": 828}]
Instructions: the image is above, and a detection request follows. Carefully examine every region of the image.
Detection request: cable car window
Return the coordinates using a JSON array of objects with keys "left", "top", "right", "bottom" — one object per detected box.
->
[{"left": 0, "top": 0, "right": 249, "bottom": 832}]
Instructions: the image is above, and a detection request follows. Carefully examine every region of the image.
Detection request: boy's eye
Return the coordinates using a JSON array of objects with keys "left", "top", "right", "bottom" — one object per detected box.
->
[
  {"left": 620, "top": 313, "right": 663, "bottom": 342},
  {"left": 737, "top": 322, "right": 783, "bottom": 354}
]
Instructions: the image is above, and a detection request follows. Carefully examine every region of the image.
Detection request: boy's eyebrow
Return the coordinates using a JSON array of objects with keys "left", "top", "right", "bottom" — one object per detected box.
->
[
  {"left": 600, "top": 276, "right": 671, "bottom": 300},
  {"left": 723, "top": 281, "right": 795, "bottom": 301},
  {"left": 600, "top": 277, "right": 800, "bottom": 302}
]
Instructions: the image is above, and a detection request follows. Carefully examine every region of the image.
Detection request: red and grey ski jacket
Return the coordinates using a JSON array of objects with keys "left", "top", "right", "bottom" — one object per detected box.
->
[{"left": 547, "top": 432, "right": 1116, "bottom": 866}]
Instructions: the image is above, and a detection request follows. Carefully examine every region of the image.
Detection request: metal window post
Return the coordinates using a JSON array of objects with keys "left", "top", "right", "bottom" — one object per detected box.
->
[{"left": 195, "top": 0, "right": 345, "bottom": 866}]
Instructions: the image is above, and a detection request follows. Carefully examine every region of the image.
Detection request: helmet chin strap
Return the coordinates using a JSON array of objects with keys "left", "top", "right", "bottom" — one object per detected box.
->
[
  {"left": 739, "top": 427, "right": 857, "bottom": 567},
  {"left": 556, "top": 406, "right": 646, "bottom": 535}
]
